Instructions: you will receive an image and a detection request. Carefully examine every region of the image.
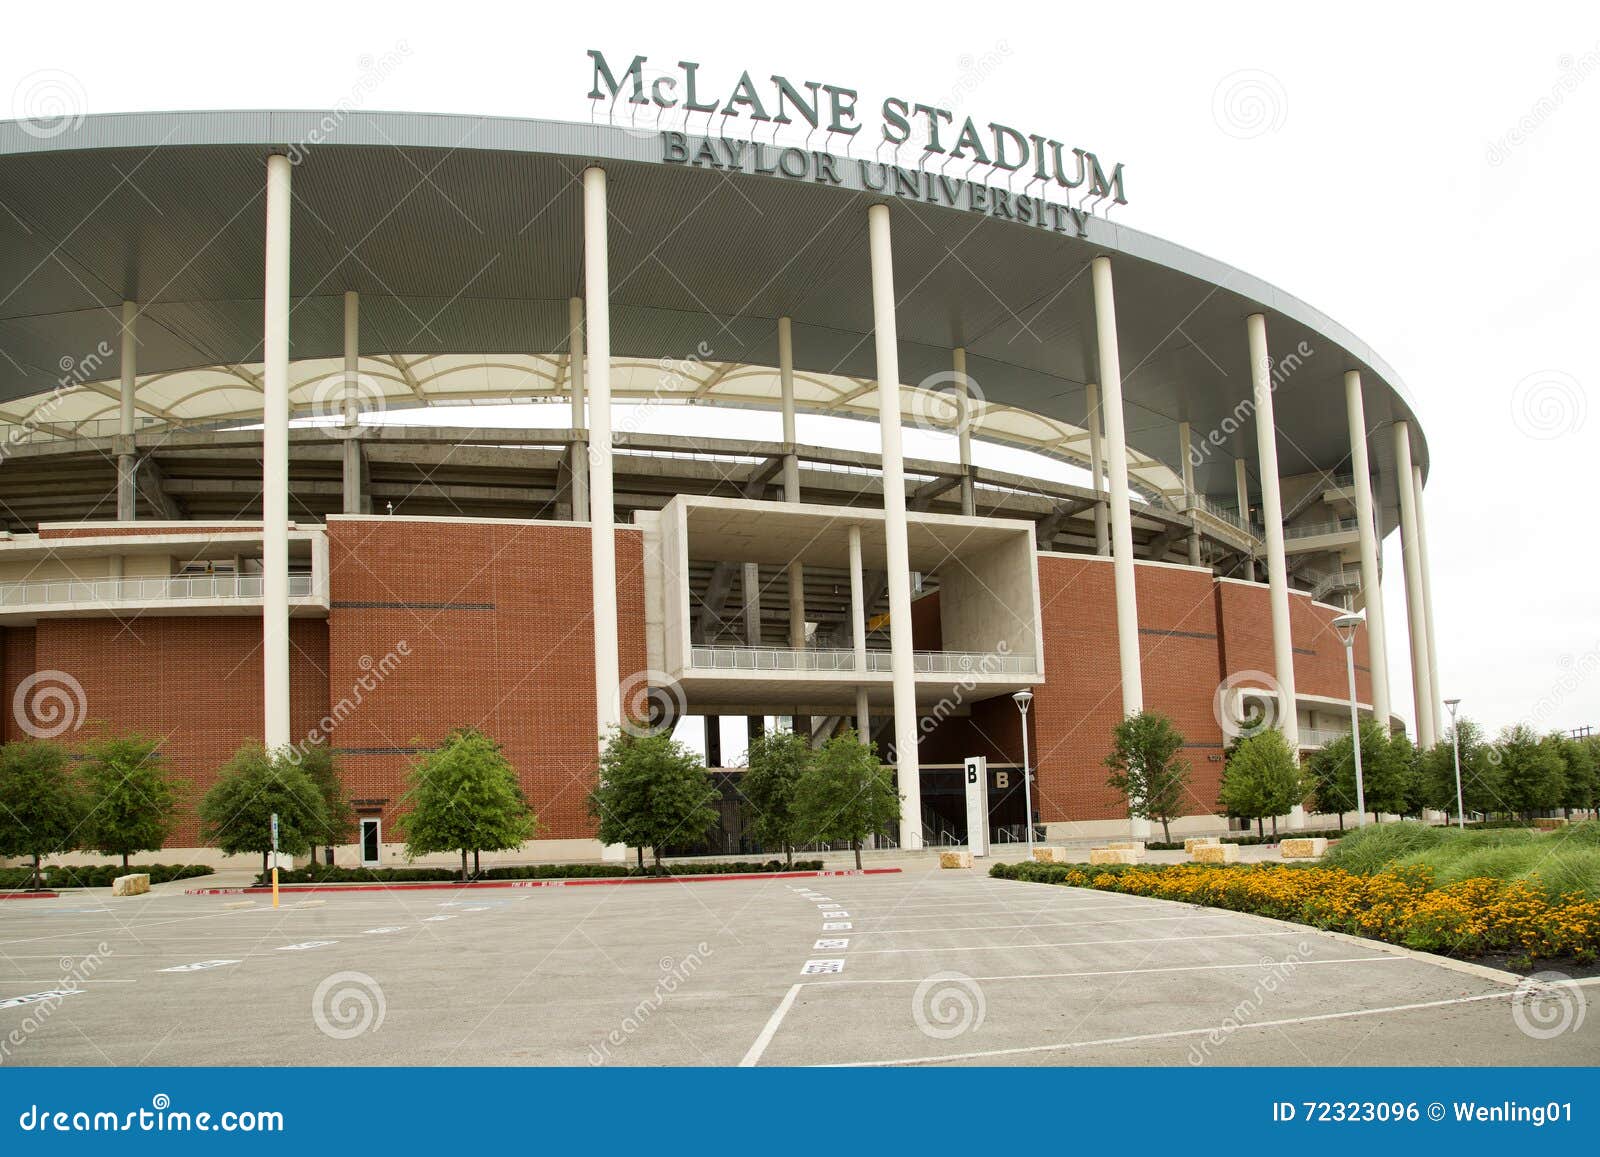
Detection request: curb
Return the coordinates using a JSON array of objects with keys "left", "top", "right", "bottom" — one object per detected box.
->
[
  {"left": 0, "top": 891, "right": 60, "bottom": 900},
  {"left": 187, "top": 866, "right": 902, "bottom": 895}
]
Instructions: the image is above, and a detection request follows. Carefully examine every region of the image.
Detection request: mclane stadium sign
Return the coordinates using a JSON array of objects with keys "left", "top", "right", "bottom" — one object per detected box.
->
[{"left": 587, "top": 49, "right": 1127, "bottom": 239}]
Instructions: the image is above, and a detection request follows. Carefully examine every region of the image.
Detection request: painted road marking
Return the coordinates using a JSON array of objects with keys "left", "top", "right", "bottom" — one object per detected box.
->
[
  {"left": 739, "top": 983, "right": 802, "bottom": 1068},
  {"left": 422, "top": 915, "right": 455, "bottom": 922},
  {"left": 814, "top": 938, "right": 849, "bottom": 950},
  {"left": 362, "top": 927, "right": 406, "bottom": 934},
  {"left": 822, "top": 922, "right": 852, "bottom": 931},
  {"left": 462, "top": 907, "right": 488, "bottom": 912},
  {"left": 802, "top": 959, "right": 845, "bottom": 975},
  {"left": 822, "top": 911, "right": 849, "bottom": 919},
  {"left": 0, "top": 989, "right": 83, "bottom": 1010},
  {"left": 159, "top": 960, "right": 239, "bottom": 973},
  {"left": 277, "top": 941, "right": 338, "bottom": 951},
  {"left": 847, "top": 929, "right": 1305, "bottom": 955}
]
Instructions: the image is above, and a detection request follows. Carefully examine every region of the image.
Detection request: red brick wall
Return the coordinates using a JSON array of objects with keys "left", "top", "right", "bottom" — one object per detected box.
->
[
  {"left": 20, "top": 617, "right": 329, "bottom": 844},
  {"left": 322, "top": 518, "right": 648, "bottom": 841},
  {"left": 1, "top": 627, "right": 37, "bottom": 743},
  {"left": 1135, "top": 565, "right": 1227, "bottom": 814},
  {"left": 1292, "top": 595, "right": 1372, "bottom": 705}
]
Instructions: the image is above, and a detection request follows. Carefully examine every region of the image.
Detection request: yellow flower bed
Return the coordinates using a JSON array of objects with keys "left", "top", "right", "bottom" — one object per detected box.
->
[{"left": 991, "top": 861, "right": 1600, "bottom": 961}]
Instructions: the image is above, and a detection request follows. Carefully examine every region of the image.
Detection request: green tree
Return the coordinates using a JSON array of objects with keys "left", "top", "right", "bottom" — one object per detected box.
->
[
  {"left": 395, "top": 728, "right": 538, "bottom": 881},
  {"left": 1559, "top": 735, "right": 1600, "bottom": 817},
  {"left": 1494, "top": 724, "right": 1566, "bottom": 819},
  {"left": 794, "top": 729, "right": 901, "bottom": 869},
  {"left": 1363, "top": 728, "right": 1417, "bottom": 820},
  {"left": 1103, "top": 710, "right": 1192, "bottom": 843},
  {"left": 1216, "top": 729, "right": 1305, "bottom": 838},
  {"left": 1418, "top": 717, "right": 1502, "bottom": 820},
  {"left": 80, "top": 735, "right": 182, "bottom": 869},
  {"left": 0, "top": 740, "right": 87, "bottom": 889},
  {"left": 589, "top": 729, "right": 718, "bottom": 871},
  {"left": 297, "top": 745, "right": 358, "bottom": 861},
  {"left": 742, "top": 728, "right": 811, "bottom": 866},
  {"left": 198, "top": 743, "right": 331, "bottom": 878}
]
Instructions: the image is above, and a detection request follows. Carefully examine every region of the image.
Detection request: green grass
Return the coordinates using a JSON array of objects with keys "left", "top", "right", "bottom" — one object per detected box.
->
[{"left": 1322, "top": 819, "right": 1600, "bottom": 900}]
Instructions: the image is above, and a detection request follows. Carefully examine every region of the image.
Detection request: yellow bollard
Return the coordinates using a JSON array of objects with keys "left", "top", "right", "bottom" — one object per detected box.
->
[{"left": 272, "top": 865, "right": 279, "bottom": 908}]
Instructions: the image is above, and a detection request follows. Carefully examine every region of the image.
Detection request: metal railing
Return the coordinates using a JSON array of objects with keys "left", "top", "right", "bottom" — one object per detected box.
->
[
  {"left": 1284, "top": 517, "right": 1359, "bottom": 540},
  {"left": 1299, "top": 726, "right": 1353, "bottom": 748},
  {"left": 686, "top": 644, "right": 1036, "bottom": 676},
  {"left": 0, "top": 572, "right": 315, "bottom": 608}
]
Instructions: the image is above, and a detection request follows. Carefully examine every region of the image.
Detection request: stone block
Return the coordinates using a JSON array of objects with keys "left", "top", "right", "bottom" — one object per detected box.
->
[
  {"left": 939, "top": 851, "right": 973, "bottom": 869},
  {"left": 111, "top": 873, "right": 149, "bottom": 896},
  {"left": 1088, "top": 848, "right": 1140, "bottom": 866},
  {"left": 1191, "top": 843, "right": 1239, "bottom": 864},
  {"left": 1183, "top": 836, "right": 1222, "bottom": 853},
  {"left": 1280, "top": 837, "right": 1328, "bottom": 859},
  {"left": 1107, "top": 840, "right": 1145, "bottom": 851},
  {"left": 1032, "top": 846, "right": 1072, "bottom": 863}
]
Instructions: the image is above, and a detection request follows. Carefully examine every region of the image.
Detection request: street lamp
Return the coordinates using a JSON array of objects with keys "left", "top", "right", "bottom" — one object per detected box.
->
[
  {"left": 1331, "top": 614, "right": 1367, "bottom": 827},
  {"left": 1012, "top": 690, "right": 1035, "bottom": 854},
  {"left": 1445, "top": 698, "right": 1465, "bottom": 830}
]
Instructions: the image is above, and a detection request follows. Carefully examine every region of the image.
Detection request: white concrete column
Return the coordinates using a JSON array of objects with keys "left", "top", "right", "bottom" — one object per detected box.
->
[
  {"left": 1412, "top": 462, "right": 1443, "bottom": 741},
  {"left": 1235, "top": 456, "right": 1253, "bottom": 580},
  {"left": 1343, "top": 371, "right": 1391, "bottom": 726},
  {"left": 341, "top": 291, "right": 363, "bottom": 515},
  {"left": 1246, "top": 314, "right": 1302, "bottom": 797},
  {"left": 849, "top": 524, "right": 869, "bottom": 743},
  {"left": 116, "top": 300, "right": 137, "bottom": 522},
  {"left": 954, "top": 346, "right": 975, "bottom": 516},
  {"left": 867, "top": 203, "right": 923, "bottom": 850},
  {"left": 1091, "top": 257, "right": 1143, "bottom": 717},
  {"left": 742, "top": 562, "right": 762, "bottom": 645},
  {"left": 584, "top": 167, "right": 620, "bottom": 736},
  {"left": 568, "top": 296, "right": 589, "bottom": 522},
  {"left": 1393, "top": 421, "right": 1435, "bottom": 748},
  {"left": 1085, "top": 381, "right": 1109, "bottom": 554},
  {"left": 1179, "top": 420, "right": 1201, "bottom": 566},
  {"left": 779, "top": 317, "right": 806, "bottom": 651},
  {"left": 262, "top": 154, "right": 292, "bottom": 751}
]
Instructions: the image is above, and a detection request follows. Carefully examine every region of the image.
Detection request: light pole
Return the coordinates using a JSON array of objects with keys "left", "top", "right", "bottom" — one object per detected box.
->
[
  {"left": 1445, "top": 698, "right": 1465, "bottom": 830},
  {"left": 1332, "top": 614, "right": 1367, "bottom": 827},
  {"left": 1012, "top": 690, "right": 1035, "bottom": 854}
]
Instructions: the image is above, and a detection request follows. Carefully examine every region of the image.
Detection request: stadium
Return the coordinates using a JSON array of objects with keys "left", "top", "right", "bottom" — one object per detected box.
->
[{"left": 0, "top": 99, "right": 1442, "bottom": 863}]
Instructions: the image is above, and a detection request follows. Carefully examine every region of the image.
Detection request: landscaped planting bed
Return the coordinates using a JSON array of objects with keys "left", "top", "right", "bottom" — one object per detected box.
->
[
  {"left": 0, "top": 864, "right": 214, "bottom": 890},
  {"left": 259, "top": 859, "right": 826, "bottom": 886},
  {"left": 990, "top": 859, "right": 1600, "bottom": 963}
]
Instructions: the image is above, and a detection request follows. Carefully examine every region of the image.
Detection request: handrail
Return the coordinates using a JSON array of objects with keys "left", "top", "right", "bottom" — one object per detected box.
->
[
  {"left": 0, "top": 573, "right": 314, "bottom": 608},
  {"left": 686, "top": 644, "right": 1036, "bottom": 676},
  {"left": 1284, "top": 517, "right": 1359, "bottom": 540}
]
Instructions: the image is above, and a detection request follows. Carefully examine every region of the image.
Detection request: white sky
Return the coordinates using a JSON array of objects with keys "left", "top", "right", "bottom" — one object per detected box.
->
[{"left": 4, "top": 1, "right": 1597, "bottom": 741}]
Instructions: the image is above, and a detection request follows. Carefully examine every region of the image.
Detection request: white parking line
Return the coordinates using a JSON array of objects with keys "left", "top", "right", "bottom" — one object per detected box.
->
[
  {"left": 848, "top": 929, "right": 1307, "bottom": 955},
  {"left": 824, "top": 989, "right": 1516, "bottom": 1067},
  {"left": 804, "top": 954, "right": 1403, "bottom": 987},
  {"left": 740, "top": 984, "right": 802, "bottom": 1067}
]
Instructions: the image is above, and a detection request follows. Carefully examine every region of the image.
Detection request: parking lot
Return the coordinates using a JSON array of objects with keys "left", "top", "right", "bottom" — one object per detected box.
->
[{"left": 1, "top": 866, "right": 1594, "bottom": 1066}]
